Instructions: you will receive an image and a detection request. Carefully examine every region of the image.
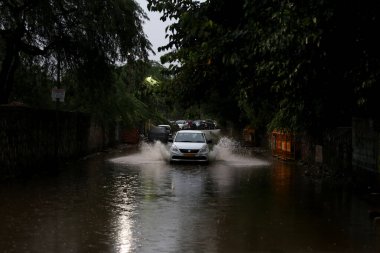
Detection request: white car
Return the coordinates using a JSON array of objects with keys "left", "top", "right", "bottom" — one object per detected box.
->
[
  {"left": 169, "top": 130, "right": 211, "bottom": 162},
  {"left": 175, "top": 120, "right": 188, "bottom": 129}
]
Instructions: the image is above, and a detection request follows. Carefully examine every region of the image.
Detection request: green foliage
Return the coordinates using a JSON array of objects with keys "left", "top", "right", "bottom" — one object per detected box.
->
[
  {"left": 0, "top": 0, "right": 166, "bottom": 128},
  {"left": 11, "top": 62, "right": 54, "bottom": 109},
  {"left": 148, "top": 0, "right": 246, "bottom": 127},
  {"left": 62, "top": 60, "right": 157, "bottom": 126},
  {"left": 0, "top": 0, "right": 152, "bottom": 103},
  {"left": 140, "top": 61, "right": 175, "bottom": 120},
  {"left": 148, "top": 0, "right": 380, "bottom": 136}
]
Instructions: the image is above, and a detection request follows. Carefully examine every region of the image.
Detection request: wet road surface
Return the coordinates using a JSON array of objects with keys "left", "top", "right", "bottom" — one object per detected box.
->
[{"left": 0, "top": 140, "right": 379, "bottom": 252}]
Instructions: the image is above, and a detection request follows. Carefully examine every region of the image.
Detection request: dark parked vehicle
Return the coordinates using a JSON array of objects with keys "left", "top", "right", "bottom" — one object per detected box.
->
[
  {"left": 192, "top": 120, "right": 216, "bottom": 130},
  {"left": 158, "top": 124, "right": 173, "bottom": 141},
  {"left": 204, "top": 120, "right": 216, "bottom": 129},
  {"left": 147, "top": 126, "right": 169, "bottom": 143}
]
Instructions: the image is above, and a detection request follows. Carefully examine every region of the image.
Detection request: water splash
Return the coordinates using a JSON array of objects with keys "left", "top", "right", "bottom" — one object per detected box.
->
[
  {"left": 209, "top": 137, "right": 270, "bottom": 166},
  {"left": 110, "top": 141, "right": 170, "bottom": 164},
  {"left": 110, "top": 136, "right": 270, "bottom": 167}
]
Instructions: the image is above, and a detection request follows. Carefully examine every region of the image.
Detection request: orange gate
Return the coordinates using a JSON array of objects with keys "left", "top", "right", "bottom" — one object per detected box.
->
[{"left": 271, "top": 130, "right": 299, "bottom": 160}]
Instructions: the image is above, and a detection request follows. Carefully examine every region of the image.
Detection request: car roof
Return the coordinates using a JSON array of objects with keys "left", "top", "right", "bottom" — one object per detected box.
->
[
  {"left": 176, "top": 130, "right": 204, "bottom": 134},
  {"left": 150, "top": 126, "right": 166, "bottom": 130}
]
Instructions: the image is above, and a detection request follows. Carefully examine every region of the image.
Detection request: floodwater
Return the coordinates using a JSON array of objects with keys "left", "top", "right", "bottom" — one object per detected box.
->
[{"left": 0, "top": 137, "right": 379, "bottom": 253}]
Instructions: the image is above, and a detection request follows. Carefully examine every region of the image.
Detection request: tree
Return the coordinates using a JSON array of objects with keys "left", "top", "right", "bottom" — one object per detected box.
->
[
  {"left": 0, "top": 0, "right": 151, "bottom": 104},
  {"left": 147, "top": 0, "right": 246, "bottom": 127},
  {"left": 135, "top": 61, "right": 175, "bottom": 120},
  {"left": 148, "top": 0, "right": 380, "bottom": 136}
]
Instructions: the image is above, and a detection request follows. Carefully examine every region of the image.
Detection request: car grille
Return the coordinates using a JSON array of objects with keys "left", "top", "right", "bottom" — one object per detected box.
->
[
  {"left": 172, "top": 156, "right": 208, "bottom": 161},
  {"left": 179, "top": 149, "right": 199, "bottom": 154}
]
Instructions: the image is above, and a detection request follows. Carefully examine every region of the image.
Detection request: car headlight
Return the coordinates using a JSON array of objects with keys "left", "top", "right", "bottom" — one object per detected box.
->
[
  {"left": 170, "top": 144, "right": 180, "bottom": 153},
  {"left": 199, "top": 145, "right": 209, "bottom": 154}
]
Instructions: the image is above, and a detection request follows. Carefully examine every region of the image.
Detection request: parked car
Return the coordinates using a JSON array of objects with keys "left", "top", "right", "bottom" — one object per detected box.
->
[
  {"left": 204, "top": 119, "right": 216, "bottom": 129},
  {"left": 169, "top": 122, "right": 180, "bottom": 133},
  {"left": 169, "top": 130, "right": 212, "bottom": 162},
  {"left": 158, "top": 124, "right": 173, "bottom": 140},
  {"left": 147, "top": 126, "right": 169, "bottom": 143},
  {"left": 175, "top": 120, "right": 188, "bottom": 129},
  {"left": 193, "top": 120, "right": 207, "bottom": 130}
]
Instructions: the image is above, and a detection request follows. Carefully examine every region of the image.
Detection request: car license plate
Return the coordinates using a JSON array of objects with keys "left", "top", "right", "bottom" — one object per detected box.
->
[{"left": 184, "top": 153, "right": 195, "bottom": 157}]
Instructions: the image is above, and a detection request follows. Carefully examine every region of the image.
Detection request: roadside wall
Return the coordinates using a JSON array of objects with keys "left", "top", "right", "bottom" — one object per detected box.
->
[
  {"left": 268, "top": 126, "right": 352, "bottom": 175},
  {"left": 0, "top": 106, "right": 119, "bottom": 178},
  {"left": 352, "top": 118, "right": 380, "bottom": 173},
  {"left": 322, "top": 127, "right": 352, "bottom": 170},
  {"left": 298, "top": 128, "right": 352, "bottom": 167}
]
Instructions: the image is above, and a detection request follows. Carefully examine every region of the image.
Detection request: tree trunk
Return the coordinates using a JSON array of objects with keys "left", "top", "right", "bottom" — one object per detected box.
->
[{"left": 0, "top": 41, "right": 19, "bottom": 104}]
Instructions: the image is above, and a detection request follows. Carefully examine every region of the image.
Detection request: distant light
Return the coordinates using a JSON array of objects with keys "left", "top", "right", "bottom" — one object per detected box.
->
[{"left": 145, "top": 76, "right": 159, "bottom": 86}]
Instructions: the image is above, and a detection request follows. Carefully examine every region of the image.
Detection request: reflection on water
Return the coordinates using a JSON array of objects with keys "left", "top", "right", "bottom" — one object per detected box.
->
[
  {"left": 111, "top": 175, "right": 136, "bottom": 252},
  {"left": 0, "top": 138, "right": 378, "bottom": 252}
]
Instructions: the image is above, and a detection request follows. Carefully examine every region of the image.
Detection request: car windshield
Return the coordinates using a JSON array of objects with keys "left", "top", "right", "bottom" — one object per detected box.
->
[
  {"left": 150, "top": 127, "right": 166, "bottom": 133},
  {"left": 175, "top": 133, "right": 205, "bottom": 143},
  {"left": 159, "top": 125, "right": 170, "bottom": 131}
]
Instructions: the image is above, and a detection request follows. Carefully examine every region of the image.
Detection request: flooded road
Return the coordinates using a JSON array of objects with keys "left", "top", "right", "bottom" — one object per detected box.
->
[{"left": 0, "top": 138, "right": 379, "bottom": 252}]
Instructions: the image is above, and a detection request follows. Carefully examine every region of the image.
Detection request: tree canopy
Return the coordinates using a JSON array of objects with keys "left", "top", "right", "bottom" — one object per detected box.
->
[
  {"left": 0, "top": 0, "right": 152, "bottom": 104},
  {"left": 148, "top": 0, "right": 380, "bottom": 135}
]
